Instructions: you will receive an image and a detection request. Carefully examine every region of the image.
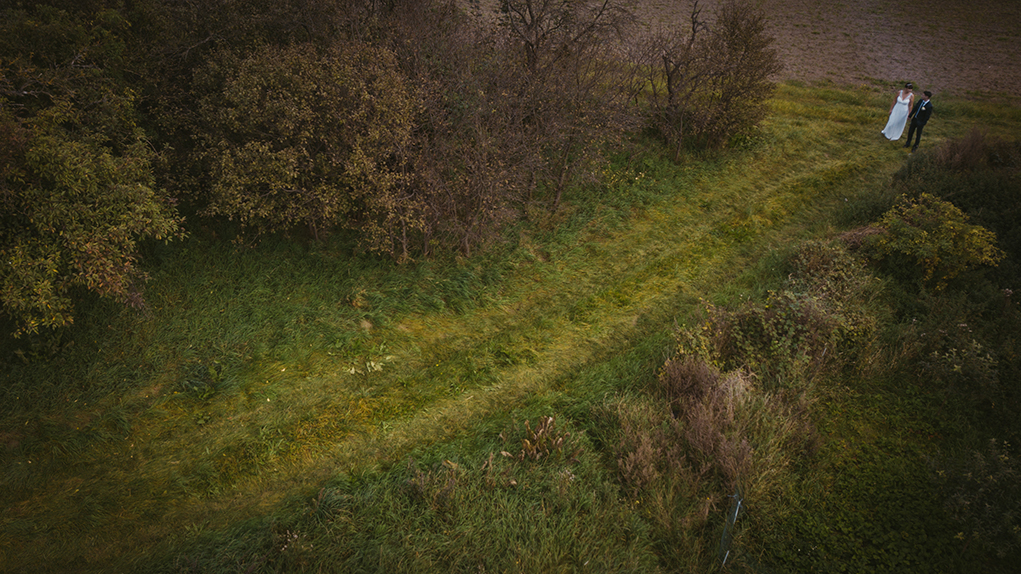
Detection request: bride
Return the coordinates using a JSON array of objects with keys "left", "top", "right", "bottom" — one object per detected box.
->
[{"left": 882, "top": 83, "right": 914, "bottom": 141}]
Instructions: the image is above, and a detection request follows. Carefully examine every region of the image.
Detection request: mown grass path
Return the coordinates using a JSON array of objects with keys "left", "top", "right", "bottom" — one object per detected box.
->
[{"left": 1, "top": 83, "right": 994, "bottom": 571}]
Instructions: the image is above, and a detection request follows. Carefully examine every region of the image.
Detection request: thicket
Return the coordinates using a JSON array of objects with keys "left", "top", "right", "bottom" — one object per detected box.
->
[
  {"left": 636, "top": 0, "right": 782, "bottom": 159},
  {"left": 1, "top": 0, "right": 781, "bottom": 334},
  {"left": 885, "top": 133, "right": 1021, "bottom": 562},
  {"left": 0, "top": 3, "right": 184, "bottom": 335},
  {"left": 847, "top": 131, "right": 1021, "bottom": 569}
]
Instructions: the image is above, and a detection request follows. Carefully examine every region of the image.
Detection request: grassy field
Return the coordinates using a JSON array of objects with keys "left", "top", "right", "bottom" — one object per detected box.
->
[{"left": 2, "top": 81, "right": 1019, "bottom": 573}]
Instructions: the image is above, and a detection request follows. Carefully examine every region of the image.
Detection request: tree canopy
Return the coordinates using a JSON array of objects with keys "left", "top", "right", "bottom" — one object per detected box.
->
[
  {"left": 0, "top": 0, "right": 783, "bottom": 333},
  {"left": 1, "top": 4, "right": 182, "bottom": 335}
]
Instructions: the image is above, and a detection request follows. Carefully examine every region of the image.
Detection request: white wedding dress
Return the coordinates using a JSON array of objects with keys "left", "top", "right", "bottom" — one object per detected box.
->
[{"left": 881, "top": 91, "right": 912, "bottom": 140}]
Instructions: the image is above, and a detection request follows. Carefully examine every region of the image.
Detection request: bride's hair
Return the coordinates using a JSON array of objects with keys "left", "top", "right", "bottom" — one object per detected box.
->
[{"left": 905, "top": 82, "right": 913, "bottom": 89}]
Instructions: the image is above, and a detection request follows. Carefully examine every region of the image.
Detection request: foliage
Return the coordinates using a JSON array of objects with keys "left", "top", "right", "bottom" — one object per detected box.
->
[
  {"left": 344, "top": 0, "right": 644, "bottom": 256},
  {"left": 128, "top": 0, "right": 372, "bottom": 205},
  {"left": 169, "top": 0, "right": 642, "bottom": 257},
  {"left": 869, "top": 193, "right": 1004, "bottom": 290},
  {"left": 194, "top": 41, "right": 420, "bottom": 250},
  {"left": 856, "top": 129, "right": 1021, "bottom": 420},
  {"left": 760, "top": 439, "right": 953, "bottom": 573},
  {"left": 917, "top": 320, "right": 1000, "bottom": 407},
  {"left": 0, "top": 5, "right": 182, "bottom": 335},
  {"left": 693, "top": 0, "right": 782, "bottom": 146},
  {"left": 680, "top": 242, "right": 880, "bottom": 387},
  {"left": 936, "top": 439, "right": 1021, "bottom": 560},
  {"left": 608, "top": 243, "right": 879, "bottom": 571},
  {"left": 383, "top": 3, "right": 529, "bottom": 257},
  {"left": 893, "top": 130, "right": 1021, "bottom": 280}
]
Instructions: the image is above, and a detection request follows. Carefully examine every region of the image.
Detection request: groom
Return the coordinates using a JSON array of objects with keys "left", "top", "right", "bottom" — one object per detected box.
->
[{"left": 904, "top": 91, "right": 933, "bottom": 152}]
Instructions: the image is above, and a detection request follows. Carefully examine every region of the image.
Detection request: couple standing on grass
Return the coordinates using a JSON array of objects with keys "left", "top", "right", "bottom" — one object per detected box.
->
[{"left": 881, "top": 82, "right": 933, "bottom": 152}]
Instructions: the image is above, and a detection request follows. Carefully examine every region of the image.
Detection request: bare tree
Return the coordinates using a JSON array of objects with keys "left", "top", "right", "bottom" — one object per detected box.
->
[
  {"left": 639, "top": 1, "right": 781, "bottom": 158},
  {"left": 384, "top": 1, "right": 532, "bottom": 256},
  {"left": 637, "top": 2, "right": 713, "bottom": 161},
  {"left": 499, "top": 0, "right": 636, "bottom": 74},
  {"left": 498, "top": 0, "right": 641, "bottom": 211}
]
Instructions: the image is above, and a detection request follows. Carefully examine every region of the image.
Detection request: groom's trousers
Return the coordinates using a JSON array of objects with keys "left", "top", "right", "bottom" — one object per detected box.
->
[{"left": 906, "top": 119, "right": 925, "bottom": 149}]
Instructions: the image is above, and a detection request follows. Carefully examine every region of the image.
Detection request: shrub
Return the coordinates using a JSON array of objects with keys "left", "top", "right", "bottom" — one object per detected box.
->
[
  {"left": 936, "top": 439, "right": 1021, "bottom": 561},
  {"left": 497, "top": 0, "right": 641, "bottom": 209},
  {"left": 658, "top": 357, "right": 754, "bottom": 490},
  {"left": 387, "top": 7, "right": 530, "bottom": 257},
  {"left": 612, "top": 352, "right": 818, "bottom": 571},
  {"left": 614, "top": 356, "right": 758, "bottom": 501},
  {"left": 929, "top": 127, "right": 1021, "bottom": 173},
  {"left": 891, "top": 131, "right": 1021, "bottom": 279},
  {"left": 194, "top": 40, "right": 421, "bottom": 254},
  {"left": 616, "top": 241, "right": 892, "bottom": 571},
  {"left": 0, "top": 5, "right": 183, "bottom": 335},
  {"left": 869, "top": 193, "right": 1005, "bottom": 290},
  {"left": 679, "top": 243, "right": 879, "bottom": 388}
]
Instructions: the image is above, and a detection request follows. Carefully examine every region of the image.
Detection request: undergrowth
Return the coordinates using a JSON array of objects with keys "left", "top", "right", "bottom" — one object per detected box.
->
[{"left": 2, "top": 84, "right": 1020, "bottom": 573}]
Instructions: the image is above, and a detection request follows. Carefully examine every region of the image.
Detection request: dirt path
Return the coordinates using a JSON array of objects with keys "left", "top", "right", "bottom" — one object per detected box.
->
[{"left": 635, "top": 0, "right": 1021, "bottom": 95}]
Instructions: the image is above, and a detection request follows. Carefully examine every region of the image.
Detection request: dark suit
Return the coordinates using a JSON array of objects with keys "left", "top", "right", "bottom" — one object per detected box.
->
[{"left": 905, "top": 99, "right": 933, "bottom": 150}]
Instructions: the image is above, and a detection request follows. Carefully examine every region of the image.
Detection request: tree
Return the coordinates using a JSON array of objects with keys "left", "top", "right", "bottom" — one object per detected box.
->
[
  {"left": 0, "top": 5, "right": 183, "bottom": 335},
  {"left": 497, "top": 0, "right": 642, "bottom": 210},
  {"left": 637, "top": 3, "right": 713, "bottom": 161},
  {"left": 695, "top": 0, "right": 782, "bottom": 147},
  {"left": 640, "top": 1, "right": 781, "bottom": 157},
  {"left": 193, "top": 41, "right": 421, "bottom": 252},
  {"left": 128, "top": 0, "right": 374, "bottom": 205},
  {"left": 499, "top": 0, "right": 636, "bottom": 74},
  {"left": 374, "top": 1, "right": 541, "bottom": 256}
]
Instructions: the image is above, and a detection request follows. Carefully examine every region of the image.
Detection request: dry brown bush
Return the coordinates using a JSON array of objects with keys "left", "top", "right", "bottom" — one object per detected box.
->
[
  {"left": 839, "top": 225, "right": 885, "bottom": 252},
  {"left": 935, "top": 128, "right": 996, "bottom": 172},
  {"left": 934, "top": 128, "right": 1021, "bottom": 173},
  {"left": 498, "top": 0, "right": 643, "bottom": 210},
  {"left": 616, "top": 357, "right": 756, "bottom": 494},
  {"left": 616, "top": 400, "right": 687, "bottom": 494},
  {"left": 369, "top": 0, "right": 643, "bottom": 256}
]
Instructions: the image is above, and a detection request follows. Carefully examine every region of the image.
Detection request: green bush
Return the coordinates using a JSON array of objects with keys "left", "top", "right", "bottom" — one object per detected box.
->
[
  {"left": 891, "top": 131, "right": 1021, "bottom": 281},
  {"left": 194, "top": 41, "right": 421, "bottom": 252},
  {"left": 869, "top": 193, "right": 1004, "bottom": 290},
  {"left": 680, "top": 242, "right": 880, "bottom": 387},
  {"left": 0, "top": 5, "right": 183, "bottom": 335},
  {"left": 936, "top": 439, "right": 1021, "bottom": 561}
]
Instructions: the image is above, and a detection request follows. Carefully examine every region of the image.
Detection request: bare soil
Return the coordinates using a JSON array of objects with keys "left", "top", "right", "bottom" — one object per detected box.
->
[{"left": 634, "top": 0, "right": 1021, "bottom": 96}]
